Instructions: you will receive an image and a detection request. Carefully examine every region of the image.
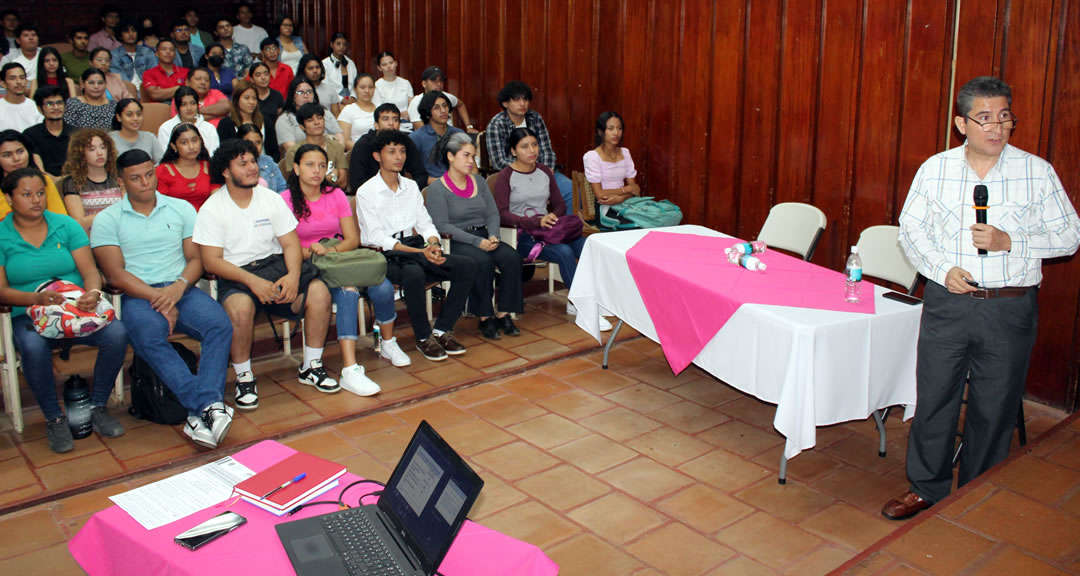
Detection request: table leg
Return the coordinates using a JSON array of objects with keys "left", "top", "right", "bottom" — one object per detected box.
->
[
  {"left": 873, "top": 409, "right": 887, "bottom": 457},
  {"left": 601, "top": 319, "right": 624, "bottom": 370},
  {"left": 778, "top": 453, "right": 787, "bottom": 485}
]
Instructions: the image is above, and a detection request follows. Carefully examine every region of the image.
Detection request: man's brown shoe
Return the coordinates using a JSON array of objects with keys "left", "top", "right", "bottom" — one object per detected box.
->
[
  {"left": 881, "top": 490, "right": 931, "bottom": 520},
  {"left": 416, "top": 337, "right": 448, "bottom": 361},
  {"left": 435, "top": 332, "right": 466, "bottom": 355}
]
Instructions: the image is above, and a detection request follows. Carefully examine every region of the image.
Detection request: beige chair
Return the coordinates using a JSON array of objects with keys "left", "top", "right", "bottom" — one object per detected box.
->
[
  {"left": 756, "top": 202, "right": 828, "bottom": 261},
  {"left": 855, "top": 225, "right": 920, "bottom": 294},
  {"left": 488, "top": 173, "right": 561, "bottom": 294},
  {"left": 140, "top": 103, "right": 172, "bottom": 136}
]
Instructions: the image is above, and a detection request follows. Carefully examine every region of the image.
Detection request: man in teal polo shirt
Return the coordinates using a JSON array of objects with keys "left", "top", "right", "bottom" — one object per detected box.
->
[{"left": 91, "top": 150, "right": 234, "bottom": 448}]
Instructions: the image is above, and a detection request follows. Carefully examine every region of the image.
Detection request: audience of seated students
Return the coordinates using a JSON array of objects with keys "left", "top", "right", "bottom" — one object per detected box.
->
[
  {"left": 298, "top": 54, "right": 341, "bottom": 116},
  {"left": 213, "top": 18, "right": 252, "bottom": 79},
  {"left": 338, "top": 73, "right": 376, "bottom": 150},
  {"left": 0, "top": 10, "right": 18, "bottom": 57},
  {"left": 583, "top": 111, "right": 639, "bottom": 215},
  {"left": 237, "top": 123, "right": 287, "bottom": 193},
  {"left": 495, "top": 127, "right": 612, "bottom": 330},
  {"left": 1, "top": 24, "right": 40, "bottom": 82},
  {"left": 276, "top": 76, "right": 344, "bottom": 157},
  {"left": 169, "top": 18, "right": 203, "bottom": 71},
  {"left": 274, "top": 16, "right": 305, "bottom": 73},
  {"left": 232, "top": 3, "right": 268, "bottom": 55},
  {"left": 427, "top": 132, "right": 523, "bottom": 340},
  {"left": 1, "top": 64, "right": 42, "bottom": 132},
  {"left": 0, "top": 130, "right": 66, "bottom": 217},
  {"left": 323, "top": 33, "right": 356, "bottom": 104},
  {"left": 486, "top": 80, "right": 573, "bottom": 208},
  {"left": 61, "top": 127, "right": 122, "bottom": 233},
  {"left": 281, "top": 144, "right": 390, "bottom": 391},
  {"left": 88, "top": 48, "right": 135, "bottom": 101},
  {"left": 30, "top": 47, "right": 76, "bottom": 99},
  {"left": 66, "top": 69, "right": 117, "bottom": 130},
  {"left": 355, "top": 129, "right": 475, "bottom": 361},
  {"left": 138, "top": 18, "right": 160, "bottom": 50},
  {"left": 349, "top": 104, "right": 427, "bottom": 193},
  {"left": 216, "top": 79, "right": 262, "bottom": 140},
  {"left": 408, "top": 66, "right": 477, "bottom": 133},
  {"left": 141, "top": 39, "right": 187, "bottom": 103},
  {"left": 156, "top": 122, "right": 213, "bottom": 210},
  {"left": 24, "top": 86, "right": 74, "bottom": 177},
  {"left": 110, "top": 98, "right": 163, "bottom": 163},
  {"left": 63, "top": 27, "right": 92, "bottom": 81},
  {"left": 200, "top": 43, "right": 236, "bottom": 99},
  {"left": 373, "top": 51, "right": 413, "bottom": 131},
  {"left": 109, "top": 21, "right": 157, "bottom": 89},
  {"left": 0, "top": 167, "right": 127, "bottom": 453},
  {"left": 195, "top": 138, "right": 340, "bottom": 409},
  {"left": 182, "top": 7, "right": 213, "bottom": 50},
  {"left": 248, "top": 62, "right": 283, "bottom": 161},
  {"left": 170, "top": 67, "right": 230, "bottom": 128},
  {"left": 88, "top": 5, "right": 122, "bottom": 52},
  {"left": 282, "top": 103, "right": 346, "bottom": 186},
  {"left": 259, "top": 38, "right": 293, "bottom": 100},
  {"left": 411, "top": 91, "right": 464, "bottom": 185},
  {"left": 92, "top": 149, "right": 234, "bottom": 448}
]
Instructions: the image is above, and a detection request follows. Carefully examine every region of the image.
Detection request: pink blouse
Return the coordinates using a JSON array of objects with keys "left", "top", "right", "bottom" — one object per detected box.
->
[{"left": 583, "top": 148, "right": 638, "bottom": 191}]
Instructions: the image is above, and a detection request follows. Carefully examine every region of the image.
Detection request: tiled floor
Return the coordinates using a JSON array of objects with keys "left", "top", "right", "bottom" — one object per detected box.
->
[{"left": 0, "top": 289, "right": 1075, "bottom": 575}]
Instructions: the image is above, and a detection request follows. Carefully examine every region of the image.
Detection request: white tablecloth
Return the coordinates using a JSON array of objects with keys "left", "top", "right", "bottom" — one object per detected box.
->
[{"left": 569, "top": 225, "right": 919, "bottom": 459}]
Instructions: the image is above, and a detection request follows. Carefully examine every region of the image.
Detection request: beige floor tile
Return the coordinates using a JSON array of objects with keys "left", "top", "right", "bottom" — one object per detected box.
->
[
  {"left": 282, "top": 428, "right": 361, "bottom": 462},
  {"left": 469, "top": 472, "right": 528, "bottom": 519},
  {"left": 454, "top": 343, "right": 521, "bottom": 369},
  {"left": 336, "top": 453, "right": 393, "bottom": 485},
  {"left": 550, "top": 434, "right": 639, "bottom": 474},
  {"left": 356, "top": 426, "right": 414, "bottom": 466},
  {"left": 568, "top": 492, "right": 668, "bottom": 544},
  {"left": 507, "top": 413, "right": 592, "bottom": 450},
  {"left": 436, "top": 419, "right": 515, "bottom": 456},
  {"left": 19, "top": 433, "right": 108, "bottom": 469},
  {"left": 651, "top": 401, "right": 730, "bottom": 434},
  {"left": 413, "top": 361, "right": 484, "bottom": 387},
  {"left": 735, "top": 477, "right": 836, "bottom": 523},
  {"left": 679, "top": 449, "right": 771, "bottom": 492},
  {"left": 969, "top": 546, "right": 1073, "bottom": 576},
  {"left": 305, "top": 388, "right": 382, "bottom": 417},
  {"left": 698, "top": 420, "right": 785, "bottom": 458},
  {"left": 333, "top": 411, "right": 408, "bottom": 438},
  {"left": 706, "top": 556, "right": 776, "bottom": 576},
  {"left": 539, "top": 356, "right": 597, "bottom": 378},
  {"left": 715, "top": 512, "right": 824, "bottom": 568},
  {"left": 627, "top": 522, "right": 734, "bottom": 574},
  {"left": 0, "top": 509, "right": 67, "bottom": 558},
  {"left": 780, "top": 544, "right": 854, "bottom": 576},
  {"left": 517, "top": 465, "right": 611, "bottom": 511},
  {"left": 990, "top": 454, "right": 1080, "bottom": 505},
  {"left": 479, "top": 501, "right": 580, "bottom": 549},
  {"left": 625, "top": 360, "right": 705, "bottom": 390},
  {"left": 506, "top": 339, "right": 575, "bottom": 361},
  {"left": 392, "top": 399, "right": 477, "bottom": 431},
  {"left": 599, "top": 457, "right": 695, "bottom": 502},
  {"left": 500, "top": 372, "right": 572, "bottom": 401},
  {"left": 470, "top": 395, "right": 548, "bottom": 427},
  {"left": 563, "top": 368, "right": 637, "bottom": 396},
  {"left": 604, "top": 384, "right": 682, "bottom": 414},
  {"left": 957, "top": 490, "right": 1080, "bottom": 560},
  {"left": 884, "top": 516, "right": 995, "bottom": 575},
  {"left": 752, "top": 448, "right": 849, "bottom": 485},
  {"left": 811, "top": 465, "right": 909, "bottom": 514},
  {"left": 536, "top": 321, "right": 598, "bottom": 346},
  {"left": 547, "top": 533, "right": 644, "bottom": 576},
  {"left": 799, "top": 502, "right": 896, "bottom": 552},
  {"left": 669, "top": 378, "right": 745, "bottom": 406},
  {"left": 715, "top": 395, "right": 781, "bottom": 431},
  {"left": 822, "top": 433, "right": 907, "bottom": 476},
  {"left": 36, "top": 450, "right": 124, "bottom": 491},
  {"left": 625, "top": 426, "right": 714, "bottom": 467},
  {"left": 537, "top": 390, "right": 617, "bottom": 420},
  {"left": 0, "top": 541, "right": 84, "bottom": 575},
  {"left": 446, "top": 383, "right": 508, "bottom": 407},
  {"left": 0, "top": 456, "right": 37, "bottom": 493},
  {"left": 657, "top": 483, "right": 755, "bottom": 533},
  {"left": 471, "top": 442, "right": 559, "bottom": 481},
  {"left": 580, "top": 407, "right": 663, "bottom": 441},
  {"left": 239, "top": 390, "right": 317, "bottom": 426}
]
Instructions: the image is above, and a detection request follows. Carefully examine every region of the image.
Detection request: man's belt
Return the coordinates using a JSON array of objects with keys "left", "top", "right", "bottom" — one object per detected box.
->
[{"left": 969, "top": 286, "right": 1034, "bottom": 299}]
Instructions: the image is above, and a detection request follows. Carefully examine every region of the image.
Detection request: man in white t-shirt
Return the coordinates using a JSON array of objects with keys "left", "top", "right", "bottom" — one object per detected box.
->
[
  {"left": 0, "top": 24, "right": 40, "bottom": 82},
  {"left": 406, "top": 66, "right": 478, "bottom": 133},
  {"left": 0, "top": 63, "right": 42, "bottom": 132},
  {"left": 193, "top": 139, "right": 339, "bottom": 412},
  {"left": 231, "top": 3, "right": 269, "bottom": 55}
]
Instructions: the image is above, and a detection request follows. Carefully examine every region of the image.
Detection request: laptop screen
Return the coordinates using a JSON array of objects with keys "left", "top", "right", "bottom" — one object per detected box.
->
[{"left": 379, "top": 421, "right": 484, "bottom": 574}]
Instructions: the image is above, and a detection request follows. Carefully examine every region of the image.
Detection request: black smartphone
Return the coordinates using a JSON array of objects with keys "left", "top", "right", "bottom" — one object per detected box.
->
[
  {"left": 174, "top": 511, "right": 247, "bottom": 551},
  {"left": 964, "top": 278, "right": 979, "bottom": 288},
  {"left": 883, "top": 291, "right": 922, "bottom": 306}
]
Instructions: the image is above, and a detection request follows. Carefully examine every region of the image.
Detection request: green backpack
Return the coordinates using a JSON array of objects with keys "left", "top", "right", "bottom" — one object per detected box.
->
[
  {"left": 610, "top": 196, "right": 684, "bottom": 229},
  {"left": 310, "top": 238, "right": 388, "bottom": 288}
]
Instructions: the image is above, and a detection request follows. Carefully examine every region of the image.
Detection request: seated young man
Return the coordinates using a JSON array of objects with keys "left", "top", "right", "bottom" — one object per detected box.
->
[
  {"left": 406, "top": 66, "right": 477, "bottom": 133},
  {"left": 354, "top": 129, "right": 476, "bottom": 361},
  {"left": 91, "top": 150, "right": 234, "bottom": 448},
  {"left": 348, "top": 103, "right": 427, "bottom": 193},
  {"left": 170, "top": 67, "right": 230, "bottom": 126},
  {"left": 194, "top": 139, "right": 338, "bottom": 410},
  {"left": 282, "top": 103, "right": 347, "bottom": 186},
  {"left": 23, "top": 85, "right": 73, "bottom": 177}
]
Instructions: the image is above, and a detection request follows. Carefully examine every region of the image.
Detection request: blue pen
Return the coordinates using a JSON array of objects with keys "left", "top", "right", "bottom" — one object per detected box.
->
[{"left": 260, "top": 473, "right": 307, "bottom": 500}]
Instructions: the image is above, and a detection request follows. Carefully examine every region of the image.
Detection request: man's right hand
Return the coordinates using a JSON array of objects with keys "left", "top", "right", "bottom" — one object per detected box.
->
[
  {"left": 248, "top": 276, "right": 279, "bottom": 304},
  {"left": 945, "top": 267, "right": 978, "bottom": 294},
  {"left": 423, "top": 243, "right": 445, "bottom": 265},
  {"left": 540, "top": 213, "right": 558, "bottom": 229}
]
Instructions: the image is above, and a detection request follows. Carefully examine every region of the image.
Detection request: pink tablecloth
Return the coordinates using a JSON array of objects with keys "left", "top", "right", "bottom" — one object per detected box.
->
[
  {"left": 69, "top": 440, "right": 558, "bottom": 576},
  {"left": 626, "top": 232, "right": 876, "bottom": 373}
]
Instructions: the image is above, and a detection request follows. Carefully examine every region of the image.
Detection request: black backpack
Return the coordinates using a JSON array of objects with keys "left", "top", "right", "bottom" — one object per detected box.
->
[{"left": 127, "top": 342, "right": 197, "bottom": 425}]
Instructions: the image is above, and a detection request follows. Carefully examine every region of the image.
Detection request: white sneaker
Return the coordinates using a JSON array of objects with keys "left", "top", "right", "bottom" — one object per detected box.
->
[
  {"left": 184, "top": 415, "right": 216, "bottom": 448},
  {"left": 204, "top": 402, "right": 234, "bottom": 446},
  {"left": 341, "top": 365, "right": 381, "bottom": 396},
  {"left": 599, "top": 316, "right": 613, "bottom": 332},
  {"left": 566, "top": 302, "right": 578, "bottom": 315},
  {"left": 298, "top": 359, "right": 341, "bottom": 393},
  {"left": 233, "top": 372, "right": 258, "bottom": 410},
  {"left": 379, "top": 337, "right": 412, "bottom": 367}
]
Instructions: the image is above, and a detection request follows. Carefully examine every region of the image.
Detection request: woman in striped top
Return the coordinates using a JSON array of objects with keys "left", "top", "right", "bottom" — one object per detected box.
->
[{"left": 61, "top": 127, "right": 121, "bottom": 233}]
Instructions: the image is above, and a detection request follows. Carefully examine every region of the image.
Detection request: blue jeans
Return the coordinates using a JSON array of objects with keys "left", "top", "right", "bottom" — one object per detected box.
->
[
  {"left": 330, "top": 278, "right": 396, "bottom": 340},
  {"left": 11, "top": 313, "right": 129, "bottom": 421},
  {"left": 554, "top": 170, "right": 574, "bottom": 212},
  {"left": 122, "top": 286, "right": 232, "bottom": 416},
  {"left": 516, "top": 233, "right": 586, "bottom": 289}
]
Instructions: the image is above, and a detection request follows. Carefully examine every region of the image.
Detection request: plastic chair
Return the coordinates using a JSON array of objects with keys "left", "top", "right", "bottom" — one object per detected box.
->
[
  {"left": 140, "top": 103, "right": 173, "bottom": 136},
  {"left": 487, "top": 173, "right": 560, "bottom": 294},
  {"left": 855, "top": 225, "right": 920, "bottom": 294},
  {"left": 756, "top": 202, "right": 828, "bottom": 261}
]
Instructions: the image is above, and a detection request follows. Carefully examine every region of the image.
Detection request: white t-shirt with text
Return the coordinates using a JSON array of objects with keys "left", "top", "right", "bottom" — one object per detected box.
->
[{"left": 192, "top": 184, "right": 298, "bottom": 267}]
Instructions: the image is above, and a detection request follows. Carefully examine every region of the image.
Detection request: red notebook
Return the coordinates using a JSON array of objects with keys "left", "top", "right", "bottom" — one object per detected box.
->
[{"left": 233, "top": 451, "right": 347, "bottom": 511}]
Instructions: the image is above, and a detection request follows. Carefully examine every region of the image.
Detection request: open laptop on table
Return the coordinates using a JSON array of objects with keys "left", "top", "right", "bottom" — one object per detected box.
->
[{"left": 276, "top": 420, "right": 484, "bottom": 576}]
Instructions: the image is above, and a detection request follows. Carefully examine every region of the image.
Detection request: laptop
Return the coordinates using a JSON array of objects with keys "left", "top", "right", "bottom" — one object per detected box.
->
[{"left": 275, "top": 420, "right": 484, "bottom": 576}]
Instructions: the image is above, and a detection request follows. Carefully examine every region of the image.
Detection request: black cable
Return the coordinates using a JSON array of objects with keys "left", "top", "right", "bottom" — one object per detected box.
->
[
  {"left": 285, "top": 480, "right": 385, "bottom": 516},
  {"left": 337, "top": 479, "right": 386, "bottom": 508},
  {"left": 285, "top": 500, "right": 342, "bottom": 516}
]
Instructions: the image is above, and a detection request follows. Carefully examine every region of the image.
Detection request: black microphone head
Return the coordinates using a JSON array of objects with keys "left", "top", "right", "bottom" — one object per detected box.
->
[{"left": 974, "top": 184, "right": 989, "bottom": 207}]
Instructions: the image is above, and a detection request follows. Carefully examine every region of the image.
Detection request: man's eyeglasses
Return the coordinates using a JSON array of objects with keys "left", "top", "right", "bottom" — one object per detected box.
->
[
  {"left": 966, "top": 115, "right": 1018, "bottom": 132},
  {"left": 42, "top": 101, "right": 64, "bottom": 108}
]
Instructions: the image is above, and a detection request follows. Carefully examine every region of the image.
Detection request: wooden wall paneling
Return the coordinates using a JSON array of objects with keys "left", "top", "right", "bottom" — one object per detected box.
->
[
  {"left": 738, "top": 0, "right": 783, "bottom": 241},
  {"left": 411, "top": 0, "right": 429, "bottom": 76},
  {"left": 703, "top": 0, "right": 748, "bottom": 234},
  {"left": 1000, "top": 0, "right": 1056, "bottom": 154},
  {"left": 618, "top": 0, "right": 651, "bottom": 196},
  {"left": 519, "top": 0, "right": 550, "bottom": 133},
  {"left": 543, "top": 0, "right": 572, "bottom": 167},
  {"left": 949, "top": 0, "right": 1005, "bottom": 147},
  {"left": 670, "top": 0, "right": 714, "bottom": 223},
  {"left": 774, "top": 0, "right": 822, "bottom": 208},
  {"left": 567, "top": 0, "right": 599, "bottom": 171},
  {"left": 499, "top": 0, "right": 524, "bottom": 101},
  {"left": 640, "top": 0, "right": 681, "bottom": 217},
  {"left": 482, "top": 0, "right": 505, "bottom": 122},
  {"left": 595, "top": 0, "right": 626, "bottom": 120}
]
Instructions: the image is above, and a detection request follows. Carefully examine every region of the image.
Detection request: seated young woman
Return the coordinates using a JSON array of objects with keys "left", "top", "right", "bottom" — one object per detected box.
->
[
  {"left": 337, "top": 73, "right": 377, "bottom": 151},
  {"left": 281, "top": 143, "right": 404, "bottom": 387},
  {"left": 0, "top": 167, "right": 128, "bottom": 453},
  {"left": 426, "top": 132, "right": 522, "bottom": 340},
  {"left": 110, "top": 98, "right": 164, "bottom": 162},
  {"left": 495, "top": 127, "right": 612, "bottom": 331},
  {"left": 156, "top": 86, "right": 221, "bottom": 156},
  {"left": 247, "top": 62, "right": 283, "bottom": 161},
  {"left": 65, "top": 68, "right": 117, "bottom": 131},
  {"left": 216, "top": 79, "right": 264, "bottom": 142},
  {"left": 583, "top": 111, "right": 640, "bottom": 216},
  {"left": 0, "top": 130, "right": 67, "bottom": 218},
  {"left": 61, "top": 127, "right": 122, "bottom": 233},
  {"left": 237, "top": 123, "right": 287, "bottom": 193},
  {"left": 200, "top": 43, "right": 237, "bottom": 99},
  {"left": 156, "top": 123, "right": 213, "bottom": 210}
]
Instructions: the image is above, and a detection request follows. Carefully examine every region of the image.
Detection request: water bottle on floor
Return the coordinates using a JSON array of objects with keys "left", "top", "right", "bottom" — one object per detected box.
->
[
  {"left": 845, "top": 246, "right": 863, "bottom": 303},
  {"left": 63, "top": 375, "right": 93, "bottom": 439}
]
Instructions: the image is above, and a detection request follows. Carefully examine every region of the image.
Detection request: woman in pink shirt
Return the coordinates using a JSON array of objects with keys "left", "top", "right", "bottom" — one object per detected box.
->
[{"left": 582, "top": 111, "right": 640, "bottom": 219}]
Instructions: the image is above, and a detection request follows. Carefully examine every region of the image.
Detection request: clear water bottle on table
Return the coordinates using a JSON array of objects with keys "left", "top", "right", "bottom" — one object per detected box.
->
[{"left": 844, "top": 246, "right": 862, "bottom": 303}]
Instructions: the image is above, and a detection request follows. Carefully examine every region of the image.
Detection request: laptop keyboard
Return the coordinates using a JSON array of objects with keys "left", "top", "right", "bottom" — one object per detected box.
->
[{"left": 322, "top": 508, "right": 408, "bottom": 575}]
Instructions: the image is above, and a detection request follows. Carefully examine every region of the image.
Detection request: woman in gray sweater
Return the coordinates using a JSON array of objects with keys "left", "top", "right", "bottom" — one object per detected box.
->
[{"left": 426, "top": 132, "right": 523, "bottom": 339}]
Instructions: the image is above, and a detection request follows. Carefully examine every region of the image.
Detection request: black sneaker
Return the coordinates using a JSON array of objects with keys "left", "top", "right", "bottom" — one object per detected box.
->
[
  {"left": 498, "top": 315, "right": 521, "bottom": 336},
  {"left": 234, "top": 372, "right": 259, "bottom": 410},
  {"left": 90, "top": 406, "right": 125, "bottom": 438},
  {"left": 46, "top": 416, "right": 74, "bottom": 453},
  {"left": 478, "top": 317, "right": 502, "bottom": 340},
  {"left": 298, "top": 359, "right": 341, "bottom": 393}
]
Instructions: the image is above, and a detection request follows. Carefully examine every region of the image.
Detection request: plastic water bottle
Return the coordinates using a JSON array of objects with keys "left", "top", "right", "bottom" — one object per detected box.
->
[
  {"left": 729, "top": 241, "right": 767, "bottom": 255},
  {"left": 372, "top": 324, "right": 381, "bottom": 353},
  {"left": 726, "top": 249, "right": 767, "bottom": 271},
  {"left": 844, "top": 246, "right": 863, "bottom": 303},
  {"left": 63, "top": 375, "right": 92, "bottom": 439}
]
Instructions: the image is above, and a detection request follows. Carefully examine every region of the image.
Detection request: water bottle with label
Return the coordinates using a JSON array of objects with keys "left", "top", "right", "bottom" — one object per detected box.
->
[
  {"left": 726, "top": 249, "right": 767, "bottom": 271},
  {"left": 729, "top": 241, "right": 767, "bottom": 255},
  {"left": 372, "top": 324, "right": 381, "bottom": 353},
  {"left": 63, "top": 375, "right": 93, "bottom": 439},
  {"left": 844, "top": 246, "right": 863, "bottom": 303}
]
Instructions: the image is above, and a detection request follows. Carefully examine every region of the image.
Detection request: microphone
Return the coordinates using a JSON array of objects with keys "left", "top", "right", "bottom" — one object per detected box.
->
[{"left": 974, "top": 185, "right": 988, "bottom": 256}]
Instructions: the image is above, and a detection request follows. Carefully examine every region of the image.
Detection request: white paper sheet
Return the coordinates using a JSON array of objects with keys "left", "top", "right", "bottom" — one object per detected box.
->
[{"left": 109, "top": 456, "right": 256, "bottom": 530}]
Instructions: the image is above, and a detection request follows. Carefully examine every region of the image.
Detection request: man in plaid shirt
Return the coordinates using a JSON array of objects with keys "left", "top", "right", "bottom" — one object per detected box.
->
[{"left": 883, "top": 76, "right": 1080, "bottom": 520}]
